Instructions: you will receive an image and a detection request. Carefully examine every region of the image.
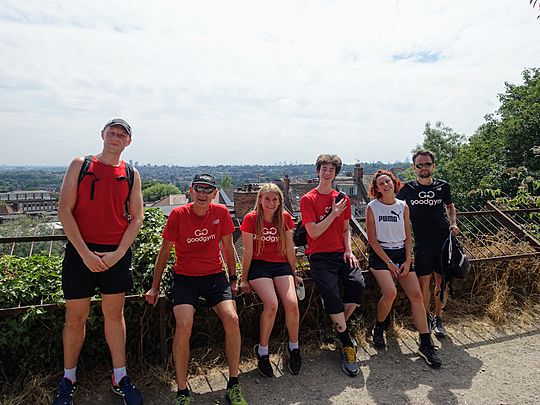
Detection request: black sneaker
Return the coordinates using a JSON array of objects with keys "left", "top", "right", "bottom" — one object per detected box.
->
[
  {"left": 111, "top": 375, "right": 144, "bottom": 405},
  {"left": 288, "top": 347, "right": 302, "bottom": 375},
  {"left": 433, "top": 317, "right": 447, "bottom": 338},
  {"left": 52, "top": 378, "right": 77, "bottom": 405},
  {"left": 418, "top": 344, "right": 442, "bottom": 368},
  {"left": 254, "top": 344, "right": 273, "bottom": 378},
  {"left": 341, "top": 346, "right": 359, "bottom": 377},
  {"left": 372, "top": 325, "right": 385, "bottom": 349}
]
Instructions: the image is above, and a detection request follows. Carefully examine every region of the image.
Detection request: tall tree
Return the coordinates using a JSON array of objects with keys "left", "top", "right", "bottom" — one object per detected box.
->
[{"left": 497, "top": 68, "right": 540, "bottom": 175}]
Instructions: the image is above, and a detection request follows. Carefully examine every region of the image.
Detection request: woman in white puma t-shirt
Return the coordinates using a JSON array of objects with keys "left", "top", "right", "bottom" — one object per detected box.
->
[{"left": 366, "top": 170, "right": 441, "bottom": 367}]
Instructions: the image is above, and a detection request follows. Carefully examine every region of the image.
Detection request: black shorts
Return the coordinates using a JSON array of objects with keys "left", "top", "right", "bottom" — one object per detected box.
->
[
  {"left": 248, "top": 260, "right": 294, "bottom": 281},
  {"left": 171, "top": 272, "right": 232, "bottom": 309},
  {"left": 308, "top": 252, "right": 365, "bottom": 315},
  {"left": 414, "top": 236, "right": 447, "bottom": 277},
  {"left": 368, "top": 246, "right": 415, "bottom": 272},
  {"left": 62, "top": 242, "right": 133, "bottom": 300}
]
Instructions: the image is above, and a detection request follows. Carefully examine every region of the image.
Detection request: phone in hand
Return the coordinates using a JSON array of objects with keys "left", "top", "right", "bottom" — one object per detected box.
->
[{"left": 335, "top": 191, "right": 346, "bottom": 203}]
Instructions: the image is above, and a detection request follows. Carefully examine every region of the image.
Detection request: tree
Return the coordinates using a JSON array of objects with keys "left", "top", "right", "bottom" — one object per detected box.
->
[
  {"left": 142, "top": 183, "right": 181, "bottom": 202},
  {"left": 220, "top": 175, "right": 233, "bottom": 188},
  {"left": 413, "top": 121, "right": 466, "bottom": 183},
  {"left": 497, "top": 68, "right": 540, "bottom": 175}
]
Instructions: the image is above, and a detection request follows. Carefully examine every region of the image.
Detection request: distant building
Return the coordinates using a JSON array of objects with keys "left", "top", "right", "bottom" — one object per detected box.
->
[
  {"left": 230, "top": 164, "right": 373, "bottom": 221},
  {"left": 281, "top": 164, "right": 372, "bottom": 218},
  {"left": 151, "top": 193, "right": 189, "bottom": 216},
  {"left": 0, "top": 190, "right": 58, "bottom": 214}
]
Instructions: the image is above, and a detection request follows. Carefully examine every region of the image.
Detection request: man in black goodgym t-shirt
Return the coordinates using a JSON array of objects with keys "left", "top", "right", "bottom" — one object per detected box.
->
[{"left": 397, "top": 150, "right": 460, "bottom": 338}]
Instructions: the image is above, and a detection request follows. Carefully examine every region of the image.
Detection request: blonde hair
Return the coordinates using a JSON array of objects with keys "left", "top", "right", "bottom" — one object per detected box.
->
[{"left": 253, "top": 183, "right": 287, "bottom": 257}]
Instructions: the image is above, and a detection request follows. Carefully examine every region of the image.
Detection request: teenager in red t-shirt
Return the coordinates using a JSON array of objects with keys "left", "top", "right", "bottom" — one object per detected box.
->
[
  {"left": 145, "top": 174, "right": 248, "bottom": 405},
  {"left": 55, "top": 119, "right": 144, "bottom": 405},
  {"left": 299, "top": 154, "right": 365, "bottom": 378},
  {"left": 239, "top": 183, "right": 302, "bottom": 377}
]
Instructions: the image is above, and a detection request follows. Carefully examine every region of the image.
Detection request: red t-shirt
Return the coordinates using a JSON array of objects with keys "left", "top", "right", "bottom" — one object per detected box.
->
[
  {"left": 73, "top": 157, "right": 130, "bottom": 245},
  {"left": 163, "top": 203, "right": 235, "bottom": 276},
  {"left": 299, "top": 188, "right": 351, "bottom": 254},
  {"left": 240, "top": 210, "right": 295, "bottom": 263}
]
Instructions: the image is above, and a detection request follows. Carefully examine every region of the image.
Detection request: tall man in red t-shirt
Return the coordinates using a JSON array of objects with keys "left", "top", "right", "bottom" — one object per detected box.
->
[
  {"left": 300, "top": 154, "right": 365, "bottom": 377},
  {"left": 55, "top": 119, "right": 144, "bottom": 405},
  {"left": 145, "top": 174, "right": 248, "bottom": 405}
]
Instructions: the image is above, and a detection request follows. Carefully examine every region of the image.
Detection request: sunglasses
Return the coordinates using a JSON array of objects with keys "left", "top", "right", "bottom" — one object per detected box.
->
[
  {"left": 193, "top": 184, "right": 215, "bottom": 194},
  {"left": 415, "top": 162, "right": 433, "bottom": 169}
]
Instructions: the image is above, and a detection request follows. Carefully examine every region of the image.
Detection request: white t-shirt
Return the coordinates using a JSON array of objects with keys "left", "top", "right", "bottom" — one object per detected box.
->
[{"left": 367, "top": 198, "right": 406, "bottom": 249}]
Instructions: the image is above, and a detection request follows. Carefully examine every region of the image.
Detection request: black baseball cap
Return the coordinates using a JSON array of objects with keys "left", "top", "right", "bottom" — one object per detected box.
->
[
  {"left": 103, "top": 118, "right": 132, "bottom": 136},
  {"left": 192, "top": 174, "right": 216, "bottom": 188}
]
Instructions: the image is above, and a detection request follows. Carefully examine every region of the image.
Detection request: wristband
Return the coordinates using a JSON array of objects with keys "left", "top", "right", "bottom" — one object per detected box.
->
[
  {"left": 386, "top": 259, "right": 393, "bottom": 266},
  {"left": 229, "top": 274, "right": 238, "bottom": 282}
]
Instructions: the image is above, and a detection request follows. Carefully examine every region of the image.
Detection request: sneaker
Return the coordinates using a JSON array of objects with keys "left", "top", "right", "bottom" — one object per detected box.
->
[
  {"left": 254, "top": 344, "right": 273, "bottom": 378},
  {"left": 418, "top": 344, "right": 442, "bottom": 368},
  {"left": 111, "top": 375, "right": 144, "bottom": 405},
  {"left": 225, "top": 384, "right": 248, "bottom": 405},
  {"left": 340, "top": 346, "right": 359, "bottom": 377},
  {"left": 52, "top": 378, "right": 77, "bottom": 405},
  {"left": 288, "top": 347, "right": 302, "bottom": 375},
  {"left": 433, "top": 317, "right": 447, "bottom": 338},
  {"left": 174, "top": 394, "right": 194, "bottom": 405},
  {"left": 427, "top": 314, "right": 435, "bottom": 333},
  {"left": 372, "top": 325, "right": 385, "bottom": 349}
]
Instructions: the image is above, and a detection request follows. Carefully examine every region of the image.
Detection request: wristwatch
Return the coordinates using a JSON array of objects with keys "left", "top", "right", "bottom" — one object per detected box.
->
[{"left": 229, "top": 274, "right": 238, "bottom": 282}]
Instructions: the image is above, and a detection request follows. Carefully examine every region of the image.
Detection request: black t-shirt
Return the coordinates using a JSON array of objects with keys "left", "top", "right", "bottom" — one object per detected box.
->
[{"left": 396, "top": 179, "right": 452, "bottom": 240}]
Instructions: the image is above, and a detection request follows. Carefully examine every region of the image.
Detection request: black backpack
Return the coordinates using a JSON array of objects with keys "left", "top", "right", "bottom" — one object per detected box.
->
[
  {"left": 293, "top": 221, "right": 308, "bottom": 247},
  {"left": 78, "top": 155, "right": 135, "bottom": 222},
  {"left": 439, "top": 232, "right": 470, "bottom": 303}
]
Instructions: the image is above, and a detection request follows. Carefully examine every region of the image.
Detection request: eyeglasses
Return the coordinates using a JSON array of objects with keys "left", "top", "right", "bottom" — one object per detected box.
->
[
  {"left": 193, "top": 184, "right": 215, "bottom": 194},
  {"left": 415, "top": 162, "right": 433, "bottom": 169}
]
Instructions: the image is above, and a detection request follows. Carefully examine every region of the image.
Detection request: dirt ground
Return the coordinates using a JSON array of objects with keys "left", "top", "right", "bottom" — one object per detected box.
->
[{"left": 63, "top": 314, "right": 540, "bottom": 405}]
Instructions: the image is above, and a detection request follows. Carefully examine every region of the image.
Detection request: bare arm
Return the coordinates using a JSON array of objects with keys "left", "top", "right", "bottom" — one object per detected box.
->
[
  {"left": 399, "top": 205, "right": 413, "bottom": 277},
  {"left": 221, "top": 233, "right": 238, "bottom": 294},
  {"left": 240, "top": 231, "right": 254, "bottom": 293},
  {"left": 366, "top": 206, "right": 400, "bottom": 278},
  {"left": 304, "top": 198, "right": 347, "bottom": 240},
  {"left": 58, "top": 157, "right": 107, "bottom": 272},
  {"left": 342, "top": 219, "right": 359, "bottom": 267},
  {"left": 446, "top": 203, "right": 460, "bottom": 235},
  {"left": 98, "top": 169, "right": 145, "bottom": 267},
  {"left": 144, "top": 239, "right": 174, "bottom": 305}
]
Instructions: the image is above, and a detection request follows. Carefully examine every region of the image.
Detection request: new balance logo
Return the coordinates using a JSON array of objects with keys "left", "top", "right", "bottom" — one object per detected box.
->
[{"left": 213, "top": 219, "right": 220, "bottom": 225}]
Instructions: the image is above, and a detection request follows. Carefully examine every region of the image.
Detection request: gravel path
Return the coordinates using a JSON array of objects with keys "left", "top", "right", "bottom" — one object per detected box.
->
[{"left": 73, "top": 317, "right": 539, "bottom": 405}]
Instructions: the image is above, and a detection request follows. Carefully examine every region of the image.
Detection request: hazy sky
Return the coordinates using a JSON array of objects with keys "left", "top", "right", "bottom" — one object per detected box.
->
[{"left": 1, "top": 1, "right": 539, "bottom": 166}]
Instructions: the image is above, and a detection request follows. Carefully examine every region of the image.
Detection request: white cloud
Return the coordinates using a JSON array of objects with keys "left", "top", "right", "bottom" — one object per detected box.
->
[{"left": 0, "top": 0, "right": 538, "bottom": 165}]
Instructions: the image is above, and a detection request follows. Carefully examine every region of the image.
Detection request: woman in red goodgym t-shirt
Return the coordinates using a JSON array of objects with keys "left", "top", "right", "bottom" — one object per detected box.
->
[{"left": 240, "top": 183, "right": 302, "bottom": 377}]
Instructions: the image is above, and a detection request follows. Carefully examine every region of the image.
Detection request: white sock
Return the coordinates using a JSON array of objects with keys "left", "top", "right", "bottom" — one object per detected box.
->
[
  {"left": 289, "top": 341, "right": 299, "bottom": 351},
  {"left": 113, "top": 367, "right": 127, "bottom": 385},
  {"left": 258, "top": 345, "right": 269, "bottom": 357},
  {"left": 63, "top": 367, "right": 77, "bottom": 383}
]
